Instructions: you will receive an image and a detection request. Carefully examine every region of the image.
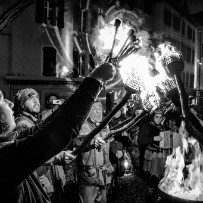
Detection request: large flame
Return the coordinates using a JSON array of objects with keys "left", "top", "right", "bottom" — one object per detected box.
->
[
  {"left": 159, "top": 121, "right": 203, "bottom": 201},
  {"left": 91, "top": 15, "right": 203, "bottom": 201},
  {"left": 91, "top": 17, "right": 177, "bottom": 110}
]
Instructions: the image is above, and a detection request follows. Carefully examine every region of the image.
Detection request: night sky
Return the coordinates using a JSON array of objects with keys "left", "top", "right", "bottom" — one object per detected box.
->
[
  {"left": 188, "top": 0, "right": 203, "bottom": 14},
  {"left": 187, "top": 0, "right": 203, "bottom": 26}
]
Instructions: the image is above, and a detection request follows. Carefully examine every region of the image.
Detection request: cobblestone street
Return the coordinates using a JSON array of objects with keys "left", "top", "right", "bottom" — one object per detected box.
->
[{"left": 64, "top": 163, "right": 156, "bottom": 203}]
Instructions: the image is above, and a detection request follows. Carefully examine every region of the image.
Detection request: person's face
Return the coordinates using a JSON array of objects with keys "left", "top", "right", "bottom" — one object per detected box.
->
[
  {"left": 116, "top": 150, "right": 123, "bottom": 158},
  {"left": 24, "top": 95, "right": 40, "bottom": 115},
  {"left": 47, "top": 95, "right": 57, "bottom": 108},
  {"left": 48, "top": 95, "right": 57, "bottom": 104},
  {"left": 0, "top": 100, "right": 16, "bottom": 132},
  {"left": 153, "top": 113, "right": 163, "bottom": 125},
  {"left": 89, "top": 102, "right": 103, "bottom": 123}
]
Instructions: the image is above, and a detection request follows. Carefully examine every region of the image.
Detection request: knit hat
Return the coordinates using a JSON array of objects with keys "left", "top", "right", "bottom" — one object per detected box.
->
[
  {"left": 111, "top": 141, "right": 123, "bottom": 155},
  {"left": 16, "top": 88, "right": 39, "bottom": 108}
]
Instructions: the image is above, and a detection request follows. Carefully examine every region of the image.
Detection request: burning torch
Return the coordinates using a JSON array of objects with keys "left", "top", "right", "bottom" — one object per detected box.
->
[
  {"left": 105, "top": 19, "right": 121, "bottom": 62},
  {"left": 71, "top": 19, "right": 146, "bottom": 155},
  {"left": 158, "top": 43, "right": 203, "bottom": 145},
  {"left": 105, "top": 19, "right": 141, "bottom": 67},
  {"left": 72, "top": 73, "right": 143, "bottom": 155}
]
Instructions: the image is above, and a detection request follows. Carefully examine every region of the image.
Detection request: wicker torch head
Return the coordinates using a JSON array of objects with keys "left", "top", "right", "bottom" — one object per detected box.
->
[
  {"left": 162, "top": 51, "right": 184, "bottom": 77},
  {"left": 124, "top": 72, "right": 142, "bottom": 94},
  {"left": 142, "top": 92, "right": 160, "bottom": 112}
]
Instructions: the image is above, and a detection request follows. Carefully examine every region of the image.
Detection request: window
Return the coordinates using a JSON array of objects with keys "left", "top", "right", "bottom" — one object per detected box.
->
[
  {"left": 72, "top": 50, "right": 80, "bottom": 77},
  {"left": 192, "top": 49, "right": 195, "bottom": 64},
  {"left": 186, "top": 46, "right": 191, "bottom": 63},
  {"left": 181, "top": 43, "right": 187, "bottom": 60},
  {"left": 43, "top": 47, "right": 56, "bottom": 76},
  {"left": 187, "top": 26, "right": 192, "bottom": 40},
  {"left": 164, "top": 8, "right": 172, "bottom": 27},
  {"left": 186, "top": 72, "right": 189, "bottom": 88},
  {"left": 182, "top": 72, "right": 185, "bottom": 86},
  {"left": 173, "top": 40, "right": 180, "bottom": 50},
  {"left": 202, "top": 44, "right": 203, "bottom": 57},
  {"left": 144, "top": 0, "right": 153, "bottom": 15},
  {"left": 192, "top": 30, "right": 195, "bottom": 42},
  {"left": 81, "top": 10, "right": 88, "bottom": 32},
  {"left": 73, "top": 3, "right": 81, "bottom": 30},
  {"left": 190, "top": 74, "right": 194, "bottom": 89},
  {"left": 181, "top": 21, "right": 185, "bottom": 35},
  {"left": 79, "top": 54, "right": 86, "bottom": 76},
  {"left": 73, "top": 50, "right": 80, "bottom": 70},
  {"left": 36, "top": 0, "right": 64, "bottom": 28},
  {"left": 173, "top": 14, "right": 180, "bottom": 31}
]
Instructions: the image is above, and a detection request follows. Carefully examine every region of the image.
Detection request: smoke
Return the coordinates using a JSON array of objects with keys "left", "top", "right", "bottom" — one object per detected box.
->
[
  {"left": 90, "top": 16, "right": 115, "bottom": 64},
  {"left": 89, "top": 14, "right": 164, "bottom": 70}
]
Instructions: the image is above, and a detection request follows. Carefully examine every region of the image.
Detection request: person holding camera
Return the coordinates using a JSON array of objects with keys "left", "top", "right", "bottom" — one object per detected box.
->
[{"left": 40, "top": 93, "right": 64, "bottom": 121}]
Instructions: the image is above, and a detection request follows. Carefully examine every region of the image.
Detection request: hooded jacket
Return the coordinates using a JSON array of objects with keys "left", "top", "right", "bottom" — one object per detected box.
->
[{"left": 137, "top": 121, "right": 163, "bottom": 146}]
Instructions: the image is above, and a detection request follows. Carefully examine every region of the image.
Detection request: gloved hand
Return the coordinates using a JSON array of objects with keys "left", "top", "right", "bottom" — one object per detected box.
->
[{"left": 89, "top": 63, "right": 116, "bottom": 84}]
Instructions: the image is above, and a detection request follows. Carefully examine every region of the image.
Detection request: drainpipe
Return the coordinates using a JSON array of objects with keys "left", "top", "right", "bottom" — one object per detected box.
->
[{"left": 194, "top": 28, "right": 202, "bottom": 104}]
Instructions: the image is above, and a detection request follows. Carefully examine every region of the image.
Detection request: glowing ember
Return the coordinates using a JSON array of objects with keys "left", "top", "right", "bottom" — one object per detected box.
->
[
  {"left": 159, "top": 121, "right": 203, "bottom": 201},
  {"left": 124, "top": 160, "right": 129, "bottom": 168}
]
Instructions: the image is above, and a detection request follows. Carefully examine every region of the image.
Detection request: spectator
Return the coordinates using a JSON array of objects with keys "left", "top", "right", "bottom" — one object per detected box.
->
[
  {"left": 15, "top": 88, "right": 67, "bottom": 202},
  {"left": 0, "top": 63, "right": 115, "bottom": 203},
  {"left": 137, "top": 110, "right": 163, "bottom": 176},
  {"left": 15, "top": 88, "right": 41, "bottom": 128},
  {"left": 40, "top": 93, "right": 62, "bottom": 121},
  {"left": 74, "top": 100, "right": 114, "bottom": 203},
  {"left": 128, "top": 125, "right": 140, "bottom": 173}
]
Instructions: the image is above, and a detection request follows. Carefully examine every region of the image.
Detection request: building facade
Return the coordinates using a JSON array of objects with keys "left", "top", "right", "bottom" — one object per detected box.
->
[{"left": 0, "top": 0, "right": 202, "bottom": 107}]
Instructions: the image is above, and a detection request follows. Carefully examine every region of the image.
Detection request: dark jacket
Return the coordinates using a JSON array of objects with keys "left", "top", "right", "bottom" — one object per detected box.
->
[
  {"left": 137, "top": 122, "right": 162, "bottom": 146},
  {"left": 0, "top": 77, "right": 102, "bottom": 203}
]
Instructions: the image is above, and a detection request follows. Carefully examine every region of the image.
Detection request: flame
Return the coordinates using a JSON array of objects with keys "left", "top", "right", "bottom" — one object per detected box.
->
[
  {"left": 91, "top": 16, "right": 203, "bottom": 201},
  {"left": 124, "top": 160, "right": 129, "bottom": 168},
  {"left": 159, "top": 121, "right": 203, "bottom": 201},
  {"left": 56, "top": 63, "right": 71, "bottom": 78},
  {"left": 91, "top": 18, "right": 179, "bottom": 110},
  {"left": 92, "top": 19, "right": 134, "bottom": 61}
]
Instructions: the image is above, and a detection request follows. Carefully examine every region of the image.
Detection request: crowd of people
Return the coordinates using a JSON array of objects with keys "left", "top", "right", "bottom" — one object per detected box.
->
[
  {"left": 1, "top": 60, "right": 203, "bottom": 203},
  {"left": 0, "top": 63, "right": 115, "bottom": 203}
]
